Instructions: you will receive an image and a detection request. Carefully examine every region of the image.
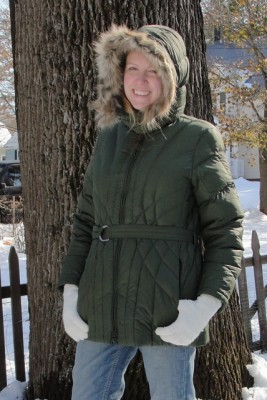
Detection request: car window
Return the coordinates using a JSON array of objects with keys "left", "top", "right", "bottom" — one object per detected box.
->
[{"left": 5, "top": 165, "right": 21, "bottom": 186}]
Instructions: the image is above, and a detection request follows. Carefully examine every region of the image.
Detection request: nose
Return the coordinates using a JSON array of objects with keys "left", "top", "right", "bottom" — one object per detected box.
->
[{"left": 136, "top": 71, "right": 148, "bottom": 82}]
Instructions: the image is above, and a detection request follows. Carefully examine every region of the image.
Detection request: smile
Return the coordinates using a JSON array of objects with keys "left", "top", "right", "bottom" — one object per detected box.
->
[{"left": 134, "top": 90, "right": 150, "bottom": 96}]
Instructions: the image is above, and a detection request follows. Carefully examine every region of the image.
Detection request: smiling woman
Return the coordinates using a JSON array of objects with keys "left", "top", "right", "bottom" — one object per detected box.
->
[
  {"left": 123, "top": 51, "right": 162, "bottom": 111},
  {"left": 58, "top": 24, "right": 245, "bottom": 400}
]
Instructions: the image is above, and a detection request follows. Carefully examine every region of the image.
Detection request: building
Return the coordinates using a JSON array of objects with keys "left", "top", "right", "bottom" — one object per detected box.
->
[
  {"left": 206, "top": 39, "right": 267, "bottom": 180},
  {"left": 0, "top": 123, "right": 19, "bottom": 162},
  {"left": 0, "top": 122, "right": 12, "bottom": 161},
  {"left": 4, "top": 132, "right": 19, "bottom": 161}
]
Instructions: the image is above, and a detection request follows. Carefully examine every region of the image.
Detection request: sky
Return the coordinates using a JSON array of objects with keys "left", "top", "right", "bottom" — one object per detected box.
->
[{"left": 0, "top": 177, "right": 266, "bottom": 399}]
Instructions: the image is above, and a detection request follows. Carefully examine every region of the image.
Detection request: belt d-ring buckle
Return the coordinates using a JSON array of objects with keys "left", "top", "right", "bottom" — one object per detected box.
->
[{"left": 99, "top": 225, "right": 109, "bottom": 242}]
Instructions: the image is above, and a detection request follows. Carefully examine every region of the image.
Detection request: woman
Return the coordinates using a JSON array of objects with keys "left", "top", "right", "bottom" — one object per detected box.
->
[{"left": 58, "top": 25, "right": 244, "bottom": 400}]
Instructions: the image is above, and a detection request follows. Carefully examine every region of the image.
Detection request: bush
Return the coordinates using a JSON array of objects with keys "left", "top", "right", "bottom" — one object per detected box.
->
[{"left": 0, "top": 195, "right": 23, "bottom": 224}]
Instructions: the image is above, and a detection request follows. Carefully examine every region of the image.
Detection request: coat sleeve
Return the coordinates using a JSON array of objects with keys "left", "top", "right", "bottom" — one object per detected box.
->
[
  {"left": 57, "top": 157, "right": 95, "bottom": 290},
  {"left": 192, "top": 124, "right": 244, "bottom": 307}
]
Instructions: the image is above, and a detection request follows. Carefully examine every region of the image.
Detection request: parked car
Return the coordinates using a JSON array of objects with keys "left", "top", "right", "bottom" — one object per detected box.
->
[{"left": 0, "top": 162, "right": 22, "bottom": 195}]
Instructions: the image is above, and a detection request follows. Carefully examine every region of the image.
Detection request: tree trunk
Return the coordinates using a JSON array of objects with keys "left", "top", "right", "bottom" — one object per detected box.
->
[
  {"left": 259, "top": 149, "right": 267, "bottom": 215},
  {"left": 11, "top": 0, "right": 252, "bottom": 399},
  {"left": 259, "top": 75, "right": 267, "bottom": 215}
]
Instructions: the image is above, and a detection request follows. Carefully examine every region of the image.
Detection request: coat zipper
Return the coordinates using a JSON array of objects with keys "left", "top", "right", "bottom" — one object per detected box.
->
[{"left": 111, "top": 140, "right": 143, "bottom": 343}]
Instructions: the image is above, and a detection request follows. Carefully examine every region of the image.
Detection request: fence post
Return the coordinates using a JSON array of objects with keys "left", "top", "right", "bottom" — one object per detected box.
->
[
  {"left": 238, "top": 258, "right": 253, "bottom": 348},
  {"left": 9, "top": 246, "right": 26, "bottom": 382},
  {"left": 0, "top": 271, "right": 7, "bottom": 390},
  {"left": 251, "top": 230, "right": 267, "bottom": 351}
]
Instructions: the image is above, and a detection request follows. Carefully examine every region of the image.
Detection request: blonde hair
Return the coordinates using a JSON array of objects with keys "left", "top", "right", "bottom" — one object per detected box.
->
[{"left": 94, "top": 25, "right": 179, "bottom": 130}]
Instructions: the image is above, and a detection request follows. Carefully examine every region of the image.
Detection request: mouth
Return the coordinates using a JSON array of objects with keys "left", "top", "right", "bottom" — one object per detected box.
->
[{"left": 133, "top": 90, "right": 151, "bottom": 96}]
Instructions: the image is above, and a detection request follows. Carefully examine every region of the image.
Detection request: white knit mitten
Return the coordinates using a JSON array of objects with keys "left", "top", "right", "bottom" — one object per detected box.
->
[
  {"left": 155, "top": 294, "right": 221, "bottom": 346},
  {"left": 63, "top": 284, "right": 89, "bottom": 342}
]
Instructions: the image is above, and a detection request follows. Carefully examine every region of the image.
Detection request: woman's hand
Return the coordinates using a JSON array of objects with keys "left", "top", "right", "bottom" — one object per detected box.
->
[
  {"left": 155, "top": 294, "right": 221, "bottom": 346},
  {"left": 63, "top": 284, "right": 89, "bottom": 342}
]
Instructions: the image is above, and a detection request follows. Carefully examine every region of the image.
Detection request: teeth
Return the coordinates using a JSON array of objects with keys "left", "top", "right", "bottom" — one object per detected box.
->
[{"left": 134, "top": 90, "right": 150, "bottom": 96}]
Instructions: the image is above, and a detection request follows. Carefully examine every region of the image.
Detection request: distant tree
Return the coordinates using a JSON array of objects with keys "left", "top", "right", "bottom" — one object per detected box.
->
[
  {"left": 202, "top": 0, "right": 267, "bottom": 214},
  {"left": 0, "top": 6, "right": 16, "bottom": 131},
  {"left": 11, "top": 0, "right": 252, "bottom": 399}
]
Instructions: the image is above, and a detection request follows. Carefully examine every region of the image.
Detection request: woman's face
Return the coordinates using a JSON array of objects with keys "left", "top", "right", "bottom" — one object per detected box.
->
[{"left": 124, "top": 51, "right": 162, "bottom": 111}]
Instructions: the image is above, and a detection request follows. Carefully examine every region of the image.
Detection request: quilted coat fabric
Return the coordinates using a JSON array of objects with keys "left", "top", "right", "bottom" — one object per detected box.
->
[{"left": 58, "top": 25, "right": 244, "bottom": 347}]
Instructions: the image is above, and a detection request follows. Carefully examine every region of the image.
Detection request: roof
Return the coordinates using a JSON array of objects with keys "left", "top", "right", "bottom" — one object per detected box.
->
[
  {"left": 0, "top": 123, "right": 12, "bottom": 147},
  {"left": 206, "top": 41, "right": 267, "bottom": 66},
  {"left": 206, "top": 41, "right": 267, "bottom": 86},
  {"left": 4, "top": 132, "right": 18, "bottom": 149}
]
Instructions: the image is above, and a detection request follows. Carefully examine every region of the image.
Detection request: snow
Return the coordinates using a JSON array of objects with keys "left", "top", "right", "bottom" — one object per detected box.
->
[
  {"left": 0, "top": 381, "right": 27, "bottom": 400},
  {"left": 0, "top": 177, "right": 267, "bottom": 400}
]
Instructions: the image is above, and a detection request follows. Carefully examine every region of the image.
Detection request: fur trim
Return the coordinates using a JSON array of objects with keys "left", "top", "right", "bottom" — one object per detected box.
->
[{"left": 94, "top": 25, "right": 184, "bottom": 129}]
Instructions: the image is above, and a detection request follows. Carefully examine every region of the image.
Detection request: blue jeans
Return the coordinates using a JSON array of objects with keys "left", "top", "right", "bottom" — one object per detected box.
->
[{"left": 72, "top": 340, "right": 196, "bottom": 400}]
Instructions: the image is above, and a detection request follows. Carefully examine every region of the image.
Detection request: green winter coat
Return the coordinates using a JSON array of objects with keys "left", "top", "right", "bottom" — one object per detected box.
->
[{"left": 58, "top": 25, "right": 244, "bottom": 347}]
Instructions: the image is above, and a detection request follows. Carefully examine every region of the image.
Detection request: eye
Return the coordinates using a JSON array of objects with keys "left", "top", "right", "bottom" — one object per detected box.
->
[
  {"left": 126, "top": 65, "right": 137, "bottom": 71},
  {"left": 148, "top": 69, "right": 157, "bottom": 75}
]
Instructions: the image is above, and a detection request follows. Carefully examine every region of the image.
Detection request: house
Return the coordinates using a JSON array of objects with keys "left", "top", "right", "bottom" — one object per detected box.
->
[
  {"left": 4, "top": 132, "right": 19, "bottom": 161},
  {"left": 206, "top": 40, "right": 267, "bottom": 180},
  {"left": 0, "top": 122, "right": 12, "bottom": 161},
  {"left": 0, "top": 123, "right": 19, "bottom": 162}
]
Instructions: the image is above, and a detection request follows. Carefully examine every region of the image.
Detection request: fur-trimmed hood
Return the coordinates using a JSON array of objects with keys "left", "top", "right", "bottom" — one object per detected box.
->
[{"left": 94, "top": 25, "right": 189, "bottom": 131}]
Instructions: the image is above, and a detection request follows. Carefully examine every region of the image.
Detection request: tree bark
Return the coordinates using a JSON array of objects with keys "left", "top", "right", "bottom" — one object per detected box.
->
[
  {"left": 259, "top": 74, "right": 267, "bottom": 214},
  {"left": 259, "top": 150, "right": 267, "bottom": 215},
  {"left": 11, "top": 0, "right": 252, "bottom": 399}
]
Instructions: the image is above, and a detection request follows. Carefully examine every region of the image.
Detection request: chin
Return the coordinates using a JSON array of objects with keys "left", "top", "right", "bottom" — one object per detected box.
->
[{"left": 132, "top": 102, "right": 150, "bottom": 111}]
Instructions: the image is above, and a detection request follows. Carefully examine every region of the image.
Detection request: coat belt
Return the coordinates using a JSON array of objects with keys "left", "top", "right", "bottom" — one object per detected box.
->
[{"left": 92, "top": 224, "right": 197, "bottom": 243}]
